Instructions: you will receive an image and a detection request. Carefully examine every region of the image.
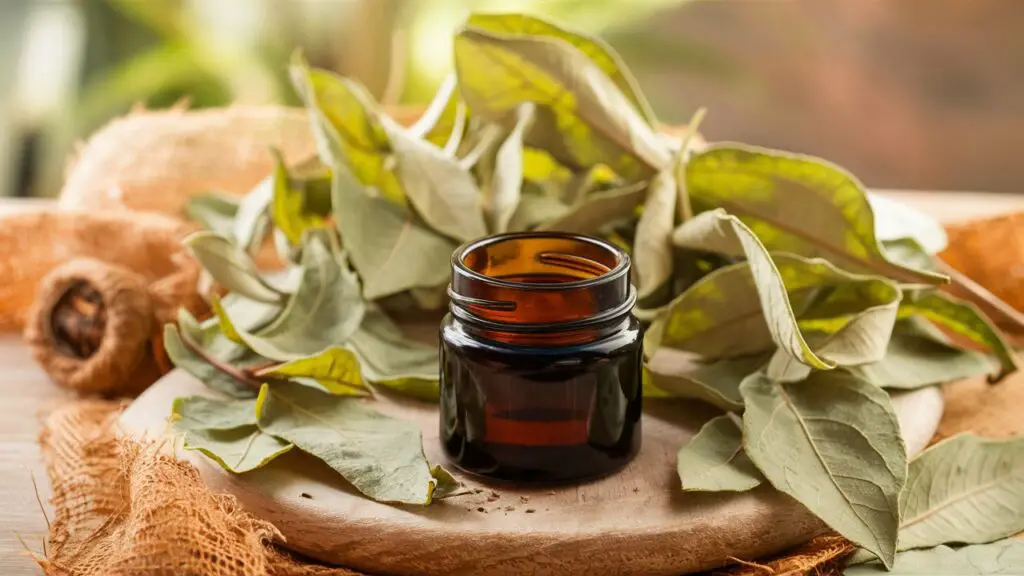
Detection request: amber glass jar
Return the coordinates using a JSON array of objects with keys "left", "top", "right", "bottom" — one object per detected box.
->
[{"left": 440, "top": 232, "right": 642, "bottom": 483}]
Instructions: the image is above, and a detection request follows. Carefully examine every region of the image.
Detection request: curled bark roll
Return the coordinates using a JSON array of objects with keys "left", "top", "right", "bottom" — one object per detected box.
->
[{"left": 25, "top": 259, "right": 166, "bottom": 396}]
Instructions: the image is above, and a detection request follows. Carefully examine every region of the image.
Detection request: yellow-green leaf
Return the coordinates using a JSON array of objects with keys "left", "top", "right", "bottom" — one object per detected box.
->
[
  {"left": 409, "top": 74, "right": 462, "bottom": 148},
  {"left": 172, "top": 396, "right": 292, "bottom": 474},
  {"left": 465, "top": 12, "right": 657, "bottom": 124},
  {"left": 269, "top": 149, "right": 326, "bottom": 245},
  {"left": 898, "top": 291, "right": 1018, "bottom": 382},
  {"left": 290, "top": 56, "right": 406, "bottom": 207},
  {"left": 454, "top": 27, "right": 670, "bottom": 181},
  {"left": 686, "top": 145, "right": 947, "bottom": 285},
  {"left": 209, "top": 293, "right": 244, "bottom": 344},
  {"left": 255, "top": 346, "right": 366, "bottom": 396},
  {"left": 644, "top": 350, "right": 767, "bottom": 411}
]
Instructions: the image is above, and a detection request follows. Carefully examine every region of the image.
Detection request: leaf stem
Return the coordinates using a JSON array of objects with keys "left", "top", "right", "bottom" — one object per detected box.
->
[{"left": 178, "top": 331, "right": 263, "bottom": 392}]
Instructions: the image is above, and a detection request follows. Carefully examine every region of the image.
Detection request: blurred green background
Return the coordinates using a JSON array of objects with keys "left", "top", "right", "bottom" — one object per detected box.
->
[{"left": 2, "top": 0, "right": 1022, "bottom": 200}]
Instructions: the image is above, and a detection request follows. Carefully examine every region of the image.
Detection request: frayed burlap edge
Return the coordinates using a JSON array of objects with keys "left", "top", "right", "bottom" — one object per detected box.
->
[{"left": 38, "top": 400, "right": 362, "bottom": 576}]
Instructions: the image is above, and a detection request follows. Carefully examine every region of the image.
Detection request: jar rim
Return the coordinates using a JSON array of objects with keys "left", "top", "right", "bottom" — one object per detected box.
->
[{"left": 451, "top": 231, "right": 630, "bottom": 291}]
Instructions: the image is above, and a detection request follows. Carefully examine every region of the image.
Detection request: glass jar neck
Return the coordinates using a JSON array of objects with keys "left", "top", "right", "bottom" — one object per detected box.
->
[{"left": 448, "top": 232, "right": 635, "bottom": 344}]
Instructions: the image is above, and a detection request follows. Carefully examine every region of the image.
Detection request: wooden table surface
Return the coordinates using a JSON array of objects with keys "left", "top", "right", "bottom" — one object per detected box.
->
[{"left": 0, "top": 191, "right": 1022, "bottom": 574}]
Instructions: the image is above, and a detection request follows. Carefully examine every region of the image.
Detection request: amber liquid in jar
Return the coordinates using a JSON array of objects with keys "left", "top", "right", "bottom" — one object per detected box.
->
[{"left": 440, "top": 232, "right": 642, "bottom": 483}]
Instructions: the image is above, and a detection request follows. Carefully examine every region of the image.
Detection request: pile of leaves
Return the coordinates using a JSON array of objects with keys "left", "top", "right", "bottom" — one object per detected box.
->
[{"left": 170, "top": 12, "right": 1024, "bottom": 573}]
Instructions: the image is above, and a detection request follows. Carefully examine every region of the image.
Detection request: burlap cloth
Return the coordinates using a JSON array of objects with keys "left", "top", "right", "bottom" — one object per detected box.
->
[{"left": 31, "top": 374, "right": 1020, "bottom": 576}]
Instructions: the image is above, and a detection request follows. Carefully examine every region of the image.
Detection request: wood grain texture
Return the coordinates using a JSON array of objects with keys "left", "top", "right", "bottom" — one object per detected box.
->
[{"left": 118, "top": 356, "right": 943, "bottom": 576}]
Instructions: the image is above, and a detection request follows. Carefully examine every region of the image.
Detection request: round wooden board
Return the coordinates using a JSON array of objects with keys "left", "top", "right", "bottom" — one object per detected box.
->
[{"left": 119, "top": 359, "right": 943, "bottom": 576}]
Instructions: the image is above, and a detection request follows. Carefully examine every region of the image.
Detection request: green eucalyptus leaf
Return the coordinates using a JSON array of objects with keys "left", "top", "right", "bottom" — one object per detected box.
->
[
  {"left": 633, "top": 169, "right": 677, "bottom": 300},
  {"left": 686, "top": 145, "right": 947, "bottom": 285},
  {"left": 898, "top": 291, "right": 1018, "bottom": 381},
  {"left": 290, "top": 56, "right": 406, "bottom": 207},
  {"left": 228, "top": 231, "right": 365, "bottom": 361},
  {"left": 163, "top": 324, "right": 259, "bottom": 399},
  {"left": 270, "top": 149, "right": 326, "bottom": 245},
  {"left": 540, "top": 181, "right": 646, "bottom": 235},
  {"left": 172, "top": 397, "right": 292, "bottom": 474},
  {"left": 848, "top": 319, "right": 993, "bottom": 389},
  {"left": 845, "top": 541, "right": 1024, "bottom": 575},
  {"left": 643, "top": 351, "right": 767, "bottom": 411},
  {"left": 184, "top": 192, "right": 239, "bottom": 236},
  {"left": 172, "top": 396, "right": 259, "bottom": 431},
  {"left": 454, "top": 27, "right": 670, "bottom": 181},
  {"left": 507, "top": 184, "right": 571, "bottom": 231},
  {"left": 331, "top": 159, "right": 454, "bottom": 300},
  {"left": 658, "top": 210, "right": 901, "bottom": 371},
  {"left": 348, "top": 308, "right": 439, "bottom": 400},
  {"left": 254, "top": 382, "right": 457, "bottom": 504},
  {"left": 254, "top": 346, "right": 366, "bottom": 396},
  {"left": 741, "top": 370, "right": 906, "bottom": 568},
  {"left": 184, "top": 231, "right": 286, "bottom": 304},
  {"left": 478, "top": 103, "right": 535, "bottom": 234},
  {"left": 522, "top": 146, "right": 573, "bottom": 186},
  {"left": 381, "top": 116, "right": 488, "bottom": 242},
  {"left": 465, "top": 13, "right": 657, "bottom": 124},
  {"left": 898, "top": 433, "right": 1024, "bottom": 551},
  {"left": 678, "top": 413, "right": 763, "bottom": 492}
]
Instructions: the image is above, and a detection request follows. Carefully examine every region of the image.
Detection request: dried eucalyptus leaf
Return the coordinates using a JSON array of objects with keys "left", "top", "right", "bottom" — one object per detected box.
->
[
  {"left": 686, "top": 145, "right": 947, "bottom": 285},
  {"left": 898, "top": 433, "right": 1024, "bottom": 551},
  {"left": 658, "top": 212, "right": 900, "bottom": 370},
  {"left": 409, "top": 284, "right": 449, "bottom": 311},
  {"left": 845, "top": 541, "right": 1024, "bottom": 575},
  {"left": 172, "top": 396, "right": 259, "bottom": 431},
  {"left": 466, "top": 13, "right": 657, "bottom": 124},
  {"left": 644, "top": 351, "right": 767, "bottom": 411},
  {"left": 381, "top": 116, "right": 488, "bottom": 242},
  {"left": 633, "top": 169, "right": 677, "bottom": 300},
  {"left": 290, "top": 56, "right": 406, "bottom": 207},
  {"left": 270, "top": 150, "right": 326, "bottom": 245},
  {"left": 217, "top": 293, "right": 282, "bottom": 335},
  {"left": 185, "top": 232, "right": 285, "bottom": 304},
  {"left": 848, "top": 319, "right": 993, "bottom": 389},
  {"left": 163, "top": 324, "right": 258, "bottom": 399},
  {"left": 507, "top": 184, "right": 571, "bottom": 231},
  {"left": 184, "top": 426, "right": 294, "bottom": 474},
  {"left": 741, "top": 371, "right": 905, "bottom": 567},
  {"left": 230, "top": 232, "right": 365, "bottom": 361},
  {"left": 184, "top": 192, "right": 239, "bottom": 237},
  {"left": 347, "top": 308, "right": 439, "bottom": 400},
  {"left": 454, "top": 27, "right": 670, "bottom": 180},
  {"left": 255, "top": 382, "right": 457, "bottom": 504},
  {"left": 539, "top": 181, "right": 646, "bottom": 235},
  {"left": 899, "top": 291, "right": 1018, "bottom": 381},
  {"left": 678, "top": 413, "right": 762, "bottom": 492},
  {"left": 479, "top": 103, "right": 535, "bottom": 234},
  {"left": 233, "top": 174, "right": 274, "bottom": 254},
  {"left": 254, "top": 346, "right": 366, "bottom": 396},
  {"left": 331, "top": 159, "right": 454, "bottom": 300}
]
